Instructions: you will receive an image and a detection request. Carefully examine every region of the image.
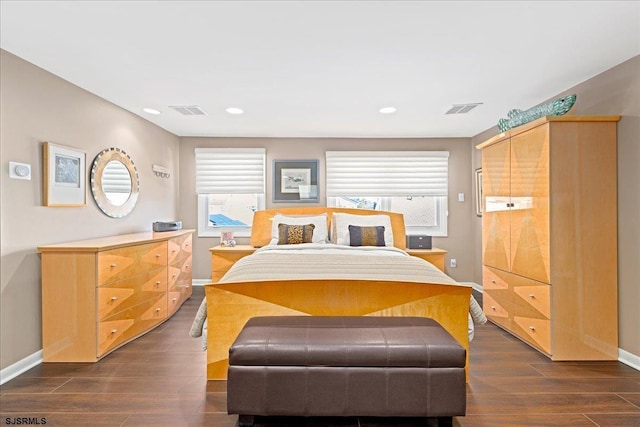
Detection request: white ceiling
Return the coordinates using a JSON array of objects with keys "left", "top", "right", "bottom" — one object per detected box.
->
[{"left": 1, "top": 1, "right": 639, "bottom": 138}]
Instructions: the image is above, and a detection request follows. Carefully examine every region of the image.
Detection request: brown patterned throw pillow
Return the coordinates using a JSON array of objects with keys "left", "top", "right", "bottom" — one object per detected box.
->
[
  {"left": 277, "top": 223, "right": 315, "bottom": 245},
  {"left": 348, "top": 225, "right": 385, "bottom": 247}
]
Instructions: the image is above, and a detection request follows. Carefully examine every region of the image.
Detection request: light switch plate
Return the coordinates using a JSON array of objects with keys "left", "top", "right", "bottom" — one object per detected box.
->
[
  {"left": 9, "top": 161, "right": 31, "bottom": 180},
  {"left": 458, "top": 192, "right": 465, "bottom": 202}
]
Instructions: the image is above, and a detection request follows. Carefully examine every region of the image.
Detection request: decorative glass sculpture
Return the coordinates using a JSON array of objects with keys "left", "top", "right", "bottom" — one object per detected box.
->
[{"left": 497, "top": 94, "right": 577, "bottom": 132}]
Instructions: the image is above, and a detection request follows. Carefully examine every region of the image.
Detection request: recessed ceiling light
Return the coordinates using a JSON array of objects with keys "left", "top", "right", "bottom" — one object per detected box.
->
[
  {"left": 379, "top": 106, "right": 396, "bottom": 114},
  {"left": 226, "top": 107, "right": 244, "bottom": 115},
  {"left": 142, "top": 107, "right": 161, "bottom": 115}
]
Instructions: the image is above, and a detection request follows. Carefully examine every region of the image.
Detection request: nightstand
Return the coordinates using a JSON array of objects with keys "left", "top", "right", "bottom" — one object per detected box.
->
[
  {"left": 405, "top": 248, "right": 447, "bottom": 272},
  {"left": 209, "top": 245, "right": 257, "bottom": 282}
]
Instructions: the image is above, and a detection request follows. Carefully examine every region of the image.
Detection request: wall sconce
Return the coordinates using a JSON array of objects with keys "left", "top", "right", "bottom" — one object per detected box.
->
[{"left": 152, "top": 164, "right": 171, "bottom": 178}]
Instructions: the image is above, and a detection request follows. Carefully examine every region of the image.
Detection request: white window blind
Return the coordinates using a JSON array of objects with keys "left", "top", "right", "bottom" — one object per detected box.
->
[
  {"left": 102, "top": 161, "right": 132, "bottom": 194},
  {"left": 195, "top": 148, "right": 265, "bottom": 194},
  {"left": 325, "top": 151, "right": 449, "bottom": 197}
]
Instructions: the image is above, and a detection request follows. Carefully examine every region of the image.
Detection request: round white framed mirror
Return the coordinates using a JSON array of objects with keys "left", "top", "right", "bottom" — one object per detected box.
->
[{"left": 90, "top": 148, "right": 139, "bottom": 218}]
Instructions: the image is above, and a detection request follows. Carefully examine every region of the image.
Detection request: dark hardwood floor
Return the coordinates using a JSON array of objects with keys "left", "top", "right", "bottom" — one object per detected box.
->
[{"left": 1, "top": 287, "right": 638, "bottom": 427}]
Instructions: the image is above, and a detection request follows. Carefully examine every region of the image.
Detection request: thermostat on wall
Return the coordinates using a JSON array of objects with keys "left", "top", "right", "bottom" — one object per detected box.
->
[{"left": 9, "top": 161, "right": 31, "bottom": 180}]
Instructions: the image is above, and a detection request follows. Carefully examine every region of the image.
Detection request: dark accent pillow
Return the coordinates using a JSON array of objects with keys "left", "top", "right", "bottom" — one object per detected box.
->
[
  {"left": 348, "top": 225, "right": 385, "bottom": 247},
  {"left": 277, "top": 223, "right": 315, "bottom": 245}
]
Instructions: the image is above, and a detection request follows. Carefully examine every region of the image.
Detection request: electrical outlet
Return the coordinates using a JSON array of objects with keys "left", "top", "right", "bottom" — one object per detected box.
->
[{"left": 450, "top": 259, "right": 457, "bottom": 268}]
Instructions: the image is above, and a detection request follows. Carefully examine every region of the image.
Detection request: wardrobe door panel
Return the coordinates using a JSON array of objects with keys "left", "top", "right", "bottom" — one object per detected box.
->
[
  {"left": 509, "top": 125, "right": 550, "bottom": 284},
  {"left": 482, "top": 140, "right": 511, "bottom": 272}
]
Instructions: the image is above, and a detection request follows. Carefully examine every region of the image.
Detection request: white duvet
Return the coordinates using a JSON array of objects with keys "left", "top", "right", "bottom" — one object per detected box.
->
[
  {"left": 223, "top": 243, "right": 462, "bottom": 286},
  {"left": 190, "top": 243, "right": 486, "bottom": 345}
]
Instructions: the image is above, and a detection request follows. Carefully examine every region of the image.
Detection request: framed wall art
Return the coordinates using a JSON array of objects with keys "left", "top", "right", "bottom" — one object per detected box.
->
[
  {"left": 273, "top": 160, "right": 319, "bottom": 203},
  {"left": 42, "top": 141, "right": 87, "bottom": 207}
]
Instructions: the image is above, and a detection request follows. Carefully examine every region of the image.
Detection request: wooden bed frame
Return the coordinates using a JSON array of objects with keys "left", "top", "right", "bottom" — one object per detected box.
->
[{"left": 204, "top": 207, "right": 471, "bottom": 380}]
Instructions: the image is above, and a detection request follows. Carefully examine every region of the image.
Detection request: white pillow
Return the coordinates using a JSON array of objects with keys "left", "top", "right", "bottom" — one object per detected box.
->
[
  {"left": 270, "top": 213, "right": 329, "bottom": 244},
  {"left": 332, "top": 213, "right": 394, "bottom": 247}
]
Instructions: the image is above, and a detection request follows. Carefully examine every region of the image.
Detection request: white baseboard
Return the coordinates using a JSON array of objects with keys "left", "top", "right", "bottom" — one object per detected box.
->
[
  {"left": 192, "top": 279, "right": 210, "bottom": 286},
  {"left": 0, "top": 350, "right": 42, "bottom": 385},
  {"left": 619, "top": 348, "right": 640, "bottom": 372}
]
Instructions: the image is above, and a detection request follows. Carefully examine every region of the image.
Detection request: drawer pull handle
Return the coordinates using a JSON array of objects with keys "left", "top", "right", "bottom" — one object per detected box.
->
[
  {"left": 156, "top": 281, "right": 161, "bottom": 286},
  {"left": 111, "top": 296, "right": 118, "bottom": 301},
  {"left": 156, "top": 254, "right": 161, "bottom": 258},
  {"left": 185, "top": 265, "right": 190, "bottom": 269},
  {"left": 172, "top": 249, "right": 177, "bottom": 253},
  {"left": 529, "top": 326, "right": 535, "bottom": 331},
  {"left": 528, "top": 294, "right": 535, "bottom": 299},
  {"left": 185, "top": 285, "right": 190, "bottom": 289},
  {"left": 173, "top": 273, "right": 178, "bottom": 278},
  {"left": 111, "top": 329, "right": 117, "bottom": 334},
  {"left": 491, "top": 306, "right": 496, "bottom": 310},
  {"left": 172, "top": 298, "right": 177, "bottom": 302},
  {"left": 491, "top": 280, "right": 496, "bottom": 284},
  {"left": 111, "top": 264, "right": 117, "bottom": 268},
  {"left": 156, "top": 308, "right": 161, "bottom": 312}
]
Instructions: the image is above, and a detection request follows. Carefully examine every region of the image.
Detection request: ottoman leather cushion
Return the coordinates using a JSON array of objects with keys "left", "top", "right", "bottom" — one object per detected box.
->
[{"left": 230, "top": 316, "right": 465, "bottom": 368}]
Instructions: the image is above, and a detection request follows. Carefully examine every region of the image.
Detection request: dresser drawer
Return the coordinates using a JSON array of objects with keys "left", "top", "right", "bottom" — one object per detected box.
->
[
  {"left": 168, "top": 234, "right": 193, "bottom": 316},
  {"left": 168, "top": 234, "right": 192, "bottom": 265},
  {"left": 483, "top": 264, "right": 551, "bottom": 354},
  {"left": 512, "top": 277, "right": 551, "bottom": 354},
  {"left": 483, "top": 288, "right": 513, "bottom": 331},
  {"left": 168, "top": 262, "right": 192, "bottom": 316},
  {"left": 98, "top": 294, "right": 168, "bottom": 356},
  {"left": 168, "top": 287, "right": 190, "bottom": 314},
  {"left": 513, "top": 311, "right": 551, "bottom": 355},
  {"left": 482, "top": 266, "right": 514, "bottom": 330},
  {"left": 513, "top": 280, "right": 550, "bottom": 319},
  {"left": 97, "top": 268, "right": 167, "bottom": 321},
  {"left": 169, "top": 255, "right": 192, "bottom": 289},
  {"left": 483, "top": 265, "right": 510, "bottom": 291},
  {"left": 98, "top": 294, "right": 167, "bottom": 357},
  {"left": 98, "top": 242, "right": 168, "bottom": 285}
]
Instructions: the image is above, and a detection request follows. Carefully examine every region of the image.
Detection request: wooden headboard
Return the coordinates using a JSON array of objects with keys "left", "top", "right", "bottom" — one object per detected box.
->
[{"left": 250, "top": 207, "right": 406, "bottom": 249}]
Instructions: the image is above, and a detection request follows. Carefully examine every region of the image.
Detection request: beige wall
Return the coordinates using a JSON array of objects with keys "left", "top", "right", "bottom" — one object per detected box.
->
[
  {"left": 2, "top": 47, "right": 637, "bottom": 372},
  {"left": 179, "top": 137, "right": 474, "bottom": 282},
  {"left": 470, "top": 55, "right": 640, "bottom": 358},
  {"left": 0, "top": 50, "right": 181, "bottom": 370}
]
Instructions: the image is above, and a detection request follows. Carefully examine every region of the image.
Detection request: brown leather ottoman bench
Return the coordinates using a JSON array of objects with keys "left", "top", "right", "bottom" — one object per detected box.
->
[{"left": 227, "top": 316, "right": 466, "bottom": 426}]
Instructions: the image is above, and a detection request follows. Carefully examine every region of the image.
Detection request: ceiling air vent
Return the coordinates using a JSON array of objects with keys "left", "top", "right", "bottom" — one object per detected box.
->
[
  {"left": 169, "top": 105, "right": 207, "bottom": 116},
  {"left": 445, "top": 103, "right": 482, "bottom": 115}
]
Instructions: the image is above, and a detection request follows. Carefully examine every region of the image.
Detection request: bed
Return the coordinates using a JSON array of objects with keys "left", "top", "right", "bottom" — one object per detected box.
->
[{"left": 194, "top": 207, "right": 482, "bottom": 380}]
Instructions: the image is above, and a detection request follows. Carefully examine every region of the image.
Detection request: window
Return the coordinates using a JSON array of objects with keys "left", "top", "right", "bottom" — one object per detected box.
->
[
  {"left": 326, "top": 151, "right": 449, "bottom": 236},
  {"left": 328, "top": 196, "right": 447, "bottom": 236},
  {"left": 195, "top": 148, "right": 265, "bottom": 237}
]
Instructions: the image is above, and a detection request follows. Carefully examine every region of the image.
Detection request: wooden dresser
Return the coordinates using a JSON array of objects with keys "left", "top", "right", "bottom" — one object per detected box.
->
[
  {"left": 38, "top": 230, "right": 193, "bottom": 362},
  {"left": 477, "top": 115, "right": 619, "bottom": 360}
]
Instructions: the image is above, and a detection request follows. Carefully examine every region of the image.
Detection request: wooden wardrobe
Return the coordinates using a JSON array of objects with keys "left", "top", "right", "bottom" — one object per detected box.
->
[{"left": 476, "top": 115, "right": 619, "bottom": 360}]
